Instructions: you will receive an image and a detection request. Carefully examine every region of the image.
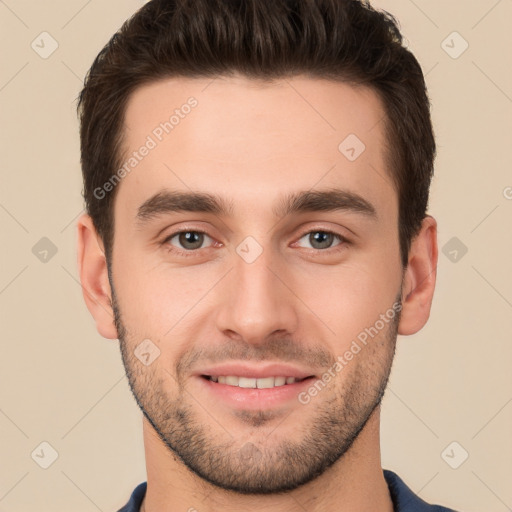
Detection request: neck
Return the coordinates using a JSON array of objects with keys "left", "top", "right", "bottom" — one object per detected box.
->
[{"left": 140, "top": 407, "right": 394, "bottom": 512}]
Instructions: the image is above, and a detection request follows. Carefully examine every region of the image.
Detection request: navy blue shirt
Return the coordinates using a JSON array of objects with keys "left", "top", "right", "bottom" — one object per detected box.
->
[{"left": 116, "top": 469, "right": 459, "bottom": 511}]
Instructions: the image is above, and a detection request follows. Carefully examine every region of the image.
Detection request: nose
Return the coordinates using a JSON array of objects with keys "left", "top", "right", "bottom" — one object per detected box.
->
[{"left": 214, "top": 244, "right": 299, "bottom": 345}]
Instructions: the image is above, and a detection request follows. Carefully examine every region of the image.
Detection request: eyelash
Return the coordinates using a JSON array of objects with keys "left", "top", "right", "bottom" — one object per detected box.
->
[{"left": 161, "top": 227, "right": 350, "bottom": 258}]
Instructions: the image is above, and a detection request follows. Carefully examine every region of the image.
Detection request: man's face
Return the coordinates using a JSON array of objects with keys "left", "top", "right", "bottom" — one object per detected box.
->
[{"left": 110, "top": 75, "right": 404, "bottom": 493}]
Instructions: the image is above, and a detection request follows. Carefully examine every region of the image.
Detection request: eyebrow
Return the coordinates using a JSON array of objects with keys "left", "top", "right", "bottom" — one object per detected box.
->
[{"left": 136, "top": 188, "right": 377, "bottom": 224}]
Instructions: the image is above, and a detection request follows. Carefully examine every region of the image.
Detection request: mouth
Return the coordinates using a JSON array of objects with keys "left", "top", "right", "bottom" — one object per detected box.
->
[
  {"left": 194, "top": 362, "right": 319, "bottom": 409},
  {"left": 197, "top": 373, "right": 317, "bottom": 410},
  {"left": 200, "top": 374, "right": 314, "bottom": 389}
]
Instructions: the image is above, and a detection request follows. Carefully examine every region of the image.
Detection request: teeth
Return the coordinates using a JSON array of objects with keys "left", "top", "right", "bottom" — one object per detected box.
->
[
  {"left": 274, "top": 376, "right": 286, "bottom": 386},
  {"left": 225, "top": 376, "right": 238, "bottom": 386},
  {"left": 209, "top": 375, "right": 300, "bottom": 388},
  {"left": 238, "top": 377, "right": 257, "bottom": 388},
  {"left": 257, "top": 377, "right": 276, "bottom": 389}
]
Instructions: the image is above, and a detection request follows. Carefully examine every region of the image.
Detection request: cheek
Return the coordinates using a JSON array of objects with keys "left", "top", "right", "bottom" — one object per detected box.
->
[
  {"left": 113, "top": 254, "right": 216, "bottom": 343},
  {"left": 292, "top": 259, "right": 401, "bottom": 345}
]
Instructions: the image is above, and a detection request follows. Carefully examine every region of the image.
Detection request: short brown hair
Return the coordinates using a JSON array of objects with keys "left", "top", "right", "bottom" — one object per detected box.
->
[{"left": 78, "top": 0, "right": 436, "bottom": 268}]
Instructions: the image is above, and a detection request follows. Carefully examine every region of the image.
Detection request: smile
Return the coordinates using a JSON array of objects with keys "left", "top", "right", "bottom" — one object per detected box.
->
[{"left": 201, "top": 375, "right": 311, "bottom": 389}]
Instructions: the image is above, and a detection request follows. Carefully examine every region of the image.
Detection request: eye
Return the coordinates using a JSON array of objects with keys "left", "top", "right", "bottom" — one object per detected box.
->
[
  {"left": 161, "top": 227, "right": 349, "bottom": 257},
  {"left": 164, "top": 230, "right": 215, "bottom": 252},
  {"left": 295, "top": 229, "right": 348, "bottom": 251}
]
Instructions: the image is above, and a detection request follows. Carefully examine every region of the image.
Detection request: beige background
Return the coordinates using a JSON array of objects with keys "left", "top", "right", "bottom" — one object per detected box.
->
[{"left": 1, "top": 0, "right": 511, "bottom": 511}]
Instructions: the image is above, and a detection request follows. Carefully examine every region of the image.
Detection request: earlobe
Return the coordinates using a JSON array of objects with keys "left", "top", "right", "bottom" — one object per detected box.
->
[
  {"left": 398, "top": 215, "right": 438, "bottom": 336},
  {"left": 76, "top": 214, "right": 118, "bottom": 339}
]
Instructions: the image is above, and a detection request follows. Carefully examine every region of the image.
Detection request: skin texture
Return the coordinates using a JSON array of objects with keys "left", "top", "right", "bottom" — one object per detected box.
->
[{"left": 77, "top": 75, "right": 438, "bottom": 512}]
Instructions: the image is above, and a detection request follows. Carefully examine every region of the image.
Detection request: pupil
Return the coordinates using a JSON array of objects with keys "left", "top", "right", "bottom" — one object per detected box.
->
[
  {"left": 311, "top": 231, "right": 332, "bottom": 249},
  {"left": 180, "top": 231, "right": 202, "bottom": 249}
]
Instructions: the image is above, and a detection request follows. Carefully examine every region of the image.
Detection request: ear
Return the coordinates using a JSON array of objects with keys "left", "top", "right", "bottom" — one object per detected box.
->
[
  {"left": 398, "top": 215, "right": 438, "bottom": 335},
  {"left": 76, "top": 214, "right": 118, "bottom": 339}
]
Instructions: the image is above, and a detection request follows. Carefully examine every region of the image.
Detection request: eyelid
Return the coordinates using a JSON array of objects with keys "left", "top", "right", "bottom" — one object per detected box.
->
[
  {"left": 293, "top": 226, "right": 350, "bottom": 249},
  {"left": 162, "top": 227, "right": 217, "bottom": 256}
]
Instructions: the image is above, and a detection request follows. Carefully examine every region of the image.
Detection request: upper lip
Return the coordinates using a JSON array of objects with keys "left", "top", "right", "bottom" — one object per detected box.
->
[{"left": 196, "top": 363, "right": 316, "bottom": 380}]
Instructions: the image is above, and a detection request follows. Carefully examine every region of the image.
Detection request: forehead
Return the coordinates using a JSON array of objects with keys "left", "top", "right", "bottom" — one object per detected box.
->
[{"left": 116, "top": 75, "right": 394, "bottom": 223}]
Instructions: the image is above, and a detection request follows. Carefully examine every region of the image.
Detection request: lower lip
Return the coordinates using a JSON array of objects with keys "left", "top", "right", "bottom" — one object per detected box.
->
[{"left": 197, "top": 376, "right": 316, "bottom": 410}]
